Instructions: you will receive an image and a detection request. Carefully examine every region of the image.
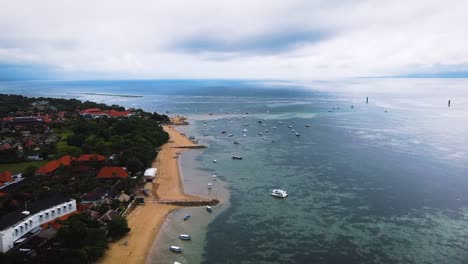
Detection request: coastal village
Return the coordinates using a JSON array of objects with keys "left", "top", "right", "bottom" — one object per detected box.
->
[{"left": 0, "top": 94, "right": 194, "bottom": 263}]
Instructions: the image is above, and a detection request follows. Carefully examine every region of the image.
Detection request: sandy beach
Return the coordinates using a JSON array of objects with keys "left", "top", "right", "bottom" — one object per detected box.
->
[{"left": 100, "top": 125, "right": 204, "bottom": 264}]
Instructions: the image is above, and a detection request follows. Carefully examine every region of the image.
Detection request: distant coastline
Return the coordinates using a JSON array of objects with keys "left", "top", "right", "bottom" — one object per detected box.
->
[{"left": 82, "top": 92, "right": 143, "bottom": 98}]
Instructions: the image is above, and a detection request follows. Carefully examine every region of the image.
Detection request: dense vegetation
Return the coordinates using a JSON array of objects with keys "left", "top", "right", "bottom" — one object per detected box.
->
[
  {"left": 0, "top": 94, "right": 170, "bottom": 263},
  {"left": 60, "top": 117, "right": 169, "bottom": 174}
]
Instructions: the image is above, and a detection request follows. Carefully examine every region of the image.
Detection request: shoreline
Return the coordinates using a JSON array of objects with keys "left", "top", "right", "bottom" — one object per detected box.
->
[{"left": 99, "top": 125, "right": 205, "bottom": 264}]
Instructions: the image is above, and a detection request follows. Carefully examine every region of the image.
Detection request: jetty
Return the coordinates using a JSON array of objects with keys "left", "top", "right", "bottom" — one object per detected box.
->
[
  {"left": 153, "top": 199, "right": 220, "bottom": 206},
  {"left": 173, "top": 145, "right": 207, "bottom": 149}
]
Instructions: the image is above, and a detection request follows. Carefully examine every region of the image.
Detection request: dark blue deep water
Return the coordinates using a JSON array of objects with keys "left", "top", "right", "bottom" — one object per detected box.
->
[{"left": 2, "top": 78, "right": 468, "bottom": 264}]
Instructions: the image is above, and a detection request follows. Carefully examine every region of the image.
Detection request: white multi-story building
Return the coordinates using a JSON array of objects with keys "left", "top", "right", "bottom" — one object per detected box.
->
[{"left": 0, "top": 194, "right": 77, "bottom": 253}]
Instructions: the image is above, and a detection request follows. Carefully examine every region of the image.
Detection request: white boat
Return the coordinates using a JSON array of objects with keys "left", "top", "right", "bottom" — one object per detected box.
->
[
  {"left": 243, "top": 123, "right": 249, "bottom": 126},
  {"left": 170, "top": 246, "right": 182, "bottom": 253},
  {"left": 278, "top": 121, "right": 283, "bottom": 124},
  {"left": 270, "top": 189, "right": 288, "bottom": 198},
  {"left": 212, "top": 174, "right": 217, "bottom": 179},
  {"left": 206, "top": 206, "right": 213, "bottom": 212},
  {"left": 272, "top": 126, "right": 277, "bottom": 129},
  {"left": 242, "top": 128, "right": 248, "bottom": 132},
  {"left": 174, "top": 262, "right": 182, "bottom": 264},
  {"left": 228, "top": 134, "right": 234, "bottom": 137},
  {"left": 213, "top": 160, "right": 217, "bottom": 163},
  {"left": 288, "top": 125, "right": 293, "bottom": 128},
  {"left": 208, "top": 183, "right": 213, "bottom": 189},
  {"left": 295, "top": 133, "right": 300, "bottom": 136},
  {"left": 179, "top": 234, "right": 192, "bottom": 240},
  {"left": 258, "top": 132, "right": 263, "bottom": 135}
]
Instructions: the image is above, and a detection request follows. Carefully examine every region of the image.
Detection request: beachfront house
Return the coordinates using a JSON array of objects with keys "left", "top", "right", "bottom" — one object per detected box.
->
[
  {"left": 96, "top": 166, "right": 129, "bottom": 179},
  {"left": 0, "top": 194, "right": 77, "bottom": 253},
  {"left": 143, "top": 168, "right": 157, "bottom": 182}
]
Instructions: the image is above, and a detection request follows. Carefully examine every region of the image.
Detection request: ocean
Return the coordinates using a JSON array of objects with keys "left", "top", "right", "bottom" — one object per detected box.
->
[{"left": 2, "top": 78, "right": 468, "bottom": 264}]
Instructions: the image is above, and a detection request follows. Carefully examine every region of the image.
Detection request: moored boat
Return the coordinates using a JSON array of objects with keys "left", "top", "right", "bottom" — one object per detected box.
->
[
  {"left": 270, "top": 189, "right": 288, "bottom": 198},
  {"left": 231, "top": 156, "right": 243, "bottom": 160},
  {"left": 183, "top": 215, "right": 191, "bottom": 221},
  {"left": 179, "top": 234, "right": 192, "bottom": 240},
  {"left": 206, "top": 206, "right": 213, "bottom": 212},
  {"left": 170, "top": 246, "right": 182, "bottom": 253}
]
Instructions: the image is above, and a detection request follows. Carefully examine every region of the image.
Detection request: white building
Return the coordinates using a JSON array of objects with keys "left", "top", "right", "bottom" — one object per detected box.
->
[
  {"left": 144, "top": 168, "right": 157, "bottom": 181},
  {"left": 0, "top": 194, "right": 77, "bottom": 253}
]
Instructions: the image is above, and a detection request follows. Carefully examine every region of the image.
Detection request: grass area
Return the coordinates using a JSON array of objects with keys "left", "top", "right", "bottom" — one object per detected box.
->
[
  {"left": 0, "top": 160, "right": 49, "bottom": 173},
  {"left": 55, "top": 127, "right": 73, "bottom": 139}
]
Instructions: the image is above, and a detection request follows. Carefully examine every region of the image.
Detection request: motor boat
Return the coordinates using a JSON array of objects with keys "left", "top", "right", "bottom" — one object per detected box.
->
[
  {"left": 213, "top": 160, "right": 217, "bottom": 163},
  {"left": 170, "top": 246, "right": 182, "bottom": 253},
  {"left": 231, "top": 156, "right": 243, "bottom": 160},
  {"left": 295, "top": 133, "right": 300, "bottom": 136},
  {"left": 242, "top": 128, "right": 248, "bottom": 132},
  {"left": 270, "top": 189, "right": 288, "bottom": 198},
  {"left": 206, "top": 206, "right": 213, "bottom": 213},
  {"left": 208, "top": 183, "right": 213, "bottom": 189},
  {"left": 179, "top": 234, "right": 192, "bottom": 240},
  {"left": 183, "top": 215, "right": 191, "bottom": 221}
]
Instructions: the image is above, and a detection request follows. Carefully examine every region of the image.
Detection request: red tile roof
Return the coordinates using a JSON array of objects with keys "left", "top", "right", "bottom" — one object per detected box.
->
[
  {"left": 35, "top": 155, "right": 76, "bottom": 175},
  {"left": 0, "top": 171, "right": 14, "bottom": 183},
  {"left": 107, "top": 110, "right": 132, "bottom": 117},
  {"left": 35, "top": 160, "right": 61, "bottom": 175},
  {"left": 96, "top": 166, "right": 128, "bottom": 179},
  {"left": 80, "top": 108, "right": 102, "bottom": 114},
  {"left": 57, "top": 155, "right": 76, "bottom": 166},
  {"left": 77, "top": 154, "right": 106, "bottom": 162}
]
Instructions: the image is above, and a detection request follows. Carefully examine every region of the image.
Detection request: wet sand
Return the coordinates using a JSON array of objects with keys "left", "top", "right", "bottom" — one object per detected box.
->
[{"left": 100, "top": 125, "right": 204, "bottom": 264}]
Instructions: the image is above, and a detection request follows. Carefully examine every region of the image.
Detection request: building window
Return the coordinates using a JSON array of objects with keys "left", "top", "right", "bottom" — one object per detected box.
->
[{"left": 69, "top": 204, "right": 72, "bottom": 208}]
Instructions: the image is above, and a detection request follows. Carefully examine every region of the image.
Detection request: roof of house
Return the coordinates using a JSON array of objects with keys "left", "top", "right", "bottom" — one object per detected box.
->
[
  {"left": 76, "top": 154, "right": 106, "bottom": 162},
  {"left": 57, "top": 155, "right": 76, "bottom": 166},
  {"left": 35, "top": 160, "right": 61, "bottom": 175},
  {"left": 118, "top": 193, "right": 131, "bottom": 203},
  {"left": 81, "top": 187, "right": 116, "bottom": 202},
  {"left": 35, "top": 155, "right": 76, "bottom": 175},
  {"left": 0, "top": 171, "right": 14, "bottom": 183},
  {"left": 0, "top": 193, "right": 73, "bottom": 231},
  {"left": 99, "top": 210, "right": 120, "bottom": 222},
  {"left": 96, "top": 166, "right": 129, "bottom": 179},
  {"left": 80, "top": 108, "right": 102, "bottom": 114},
  {"left": 0, "top": 143, "right": 12, "bottom": 151},
  {"left": 107, "top": 110, "right": 132, "bottom": 117}
]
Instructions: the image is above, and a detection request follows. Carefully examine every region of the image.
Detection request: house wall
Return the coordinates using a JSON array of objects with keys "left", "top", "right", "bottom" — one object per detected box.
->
[{"left": 0, "top": 199, "right": 77, "bottom": 253}]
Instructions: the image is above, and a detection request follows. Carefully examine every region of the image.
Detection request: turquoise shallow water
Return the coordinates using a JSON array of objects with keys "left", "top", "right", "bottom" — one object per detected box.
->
[{"left": 2, "top": 79, "right": 468, "bottom": 263}]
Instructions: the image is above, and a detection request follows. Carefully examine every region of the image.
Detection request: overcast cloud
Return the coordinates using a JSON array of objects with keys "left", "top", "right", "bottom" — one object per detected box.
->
[{"left": 0, "top": 0, "right": 467, "bottom": 80}]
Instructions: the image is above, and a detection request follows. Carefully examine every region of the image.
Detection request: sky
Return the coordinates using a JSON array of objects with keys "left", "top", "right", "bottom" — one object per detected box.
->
[{"left": 0, "top": 0, "right": 467, "bottom": 80}]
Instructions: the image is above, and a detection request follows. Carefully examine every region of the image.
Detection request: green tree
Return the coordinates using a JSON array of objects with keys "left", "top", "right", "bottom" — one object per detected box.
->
[
  {"left": 126, "top": 157, "right": 144, "bottom": 175},
  {"left": 107, "top": 215, "right": 130, "bottom": 240}
]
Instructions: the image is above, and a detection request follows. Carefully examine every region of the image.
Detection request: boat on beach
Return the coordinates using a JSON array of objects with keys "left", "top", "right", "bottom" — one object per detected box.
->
[
  {"left": 270, "top": 189, "right": 288, "bottom": 198},
  {"left": 170, "top": 246, "right": 182, "bottom": 253},
  {"left": 179, "top": 234, "right": 192, "bottom": 240}
]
